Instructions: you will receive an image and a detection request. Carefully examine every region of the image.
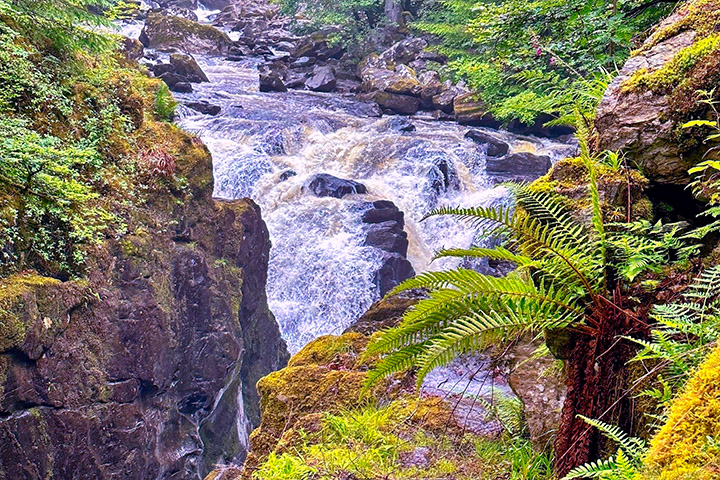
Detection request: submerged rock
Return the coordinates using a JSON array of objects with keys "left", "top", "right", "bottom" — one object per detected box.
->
[
  {"left": 185, "top": 101, "right": 221, "bottom": 115},
  {"left": 306, "top": 173, "right": 367, "bottom": 198}
]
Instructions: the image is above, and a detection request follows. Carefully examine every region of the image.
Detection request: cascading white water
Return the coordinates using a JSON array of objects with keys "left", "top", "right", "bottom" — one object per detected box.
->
[{"left": 172, "top": 56, "right": 577, "bottom": 354}]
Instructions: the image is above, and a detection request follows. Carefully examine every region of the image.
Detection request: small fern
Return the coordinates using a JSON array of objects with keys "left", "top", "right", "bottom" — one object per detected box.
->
[{"left": 561, "top": 416, "right": 646, "bottom": 480}]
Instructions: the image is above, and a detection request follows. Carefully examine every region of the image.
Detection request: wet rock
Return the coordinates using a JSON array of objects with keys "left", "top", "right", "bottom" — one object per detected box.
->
[
  {"left": 165, "top": 6, "right": 197, "bottom": 20},
  {"left": 278, "top": 170, "right": 297, "bottom": 182},
  {"left": 169, "top": 53, "right": 208, "bottom": 82},
  {"left": 305, "top": 65, "right": 337, "bottom": 92},
  {"left": 360, "top": 65, "right": 420, "bottom": 96},
  {"left": 0, "top": 183, "right": 288, "bottom": 479},
  {"left": 418, "top": 70, "right": 443, "bottom": 101},
  {"left": 139, "top": 12, "right": 232, "bottom": 55},
  {"left": 121, "top": 36, "right": 144, "bottom": 60},
  {"left": 431, "top": 85, "right": 461, "bottom": 113},
  {"left": 374, "top": 253, "right": 415, "bottom": 297},
  {"left": 158, "top": 71, "right": 184, "bottom": 87},
  {"left": 185, "top": 101, "right": 221, "bottom": 115},
  {"left": 151, "top": 62, "right": 176, "bottom": 77},
  {"left": 306, "top": 174, "right": 367, "bottom": 198},
  {"left": 387, "top": 117, "right": 416, "bottom": 132},
  {"left": 259, "top": 70, "right": 287, "bottom": 92},
  {"left": 362, "top": 91, "right": 420, "bottom": 115},
  {"left": 361, "top": 201, "right": 414, "bottom": 295},
  {"left": 453, "top": 92, "right": 497, "bottom": 126},
  {"left": 364, "top": 221, "right": 409, "bottom": 257},
  {"left": 344, "top": 293, "right": 420, "bottom": 335},
  {"left": 486, "top": 152, "right": 552, "bottom": 182},
  {"left": 361, "top": 200, "right": 404, "bottom": 224},
  {"left": 170, "top": 81, "right": 193, "bottom": 93},
  {"left": 464, "top": 130, "right": 510, "bottom": 157},
  {"left": 290, "top": 56, "right": 315, "bottom": 68}
]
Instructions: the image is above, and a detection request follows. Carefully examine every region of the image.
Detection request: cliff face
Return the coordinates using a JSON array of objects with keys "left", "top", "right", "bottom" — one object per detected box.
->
[{"left": 0, "top": 125, "right": 289, "bottom": 478}]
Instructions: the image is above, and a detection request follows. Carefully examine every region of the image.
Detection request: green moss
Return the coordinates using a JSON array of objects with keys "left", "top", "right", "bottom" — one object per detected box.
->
[
  {"left": 287, "top": 332, "right": 368, "bottom": 368},
  {"left": 624, "top": 34, "right": 720, "bottom": 93},
  {"left": 638, "top": 0, "right": 720, "bottom": 52},
  {"left": 0, "top": 273, "right": 61, "bottom": 351},
  {"left": 252, "top": 398, "right": 552, "bottom": 480}
]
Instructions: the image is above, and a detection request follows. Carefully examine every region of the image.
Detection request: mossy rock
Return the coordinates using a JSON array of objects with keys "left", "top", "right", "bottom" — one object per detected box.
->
[
  {"left": 287, "top": 332, "right": 369, "bottom": 369},
  {"left": 140, "top": 12, "right": 231, "bottom": 55},
  {"left": 641, "top": 342, "right": 720, "bottom": 479},
  {"left": 257, "top": 365, "right": 369, "bottom": 434},
  {"left": 595, "top": 0, "right": 720, "bottom": 185},
  {"left": 0, "top": 273, "right": 88, "bottom": 356},
  {"left": 529, "top": 157, "right": 650, "bottom": 222}
]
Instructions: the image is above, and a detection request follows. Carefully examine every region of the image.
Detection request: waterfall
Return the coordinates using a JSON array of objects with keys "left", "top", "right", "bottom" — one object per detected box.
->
[{"left": 173, "top": 56, "right": 577, "bottom": 353}]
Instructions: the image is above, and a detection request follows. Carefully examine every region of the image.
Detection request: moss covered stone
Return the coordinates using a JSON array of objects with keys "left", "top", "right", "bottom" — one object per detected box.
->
[
  {"left": 139, "top": 12, "right": 232, "bottom": 55},
  {"left": 642, "top": 343, "right": 720, "bottom": 479}
]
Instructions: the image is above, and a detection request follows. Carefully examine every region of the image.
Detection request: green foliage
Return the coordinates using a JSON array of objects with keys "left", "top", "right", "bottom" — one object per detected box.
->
[
  {"left": 414, "top": 0, "right": 677, "bottom": 123},
  {"left": 562, "top": 416, "right": 646, "bottom": 480},
  {"left": 364, "top": 143, "right": 681, "bottom": 388},
  {"left": 154, "top": 83, "right": 177, "bottom": 121},
  {"left": 279, "top": 0, "right": 385, "bottom": 48},
  {"left": 0, "top": 0, "right": 116, "bottom": 54},
  {"left": 626, "top": 265, "right": 720, "bottom": 414},
  {"left": 0, "top": 118, "right": 119, "bottom": 273}
]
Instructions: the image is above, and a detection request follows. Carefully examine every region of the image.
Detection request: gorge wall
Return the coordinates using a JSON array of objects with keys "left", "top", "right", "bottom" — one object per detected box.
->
[{"left": 0, "top": 124, "right": 289, "bottom": 478}]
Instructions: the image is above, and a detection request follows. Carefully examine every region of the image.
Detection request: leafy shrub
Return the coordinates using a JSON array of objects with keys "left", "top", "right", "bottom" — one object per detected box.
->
[{"left": 414, "top": 0, "right": 678, "bottom": 124}]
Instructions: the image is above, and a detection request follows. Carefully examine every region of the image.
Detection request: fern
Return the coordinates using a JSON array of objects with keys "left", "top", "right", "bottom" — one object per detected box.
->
[
  {"left": 561, "top": 417, "right": 646, "bottom": 480},
  {"left": 627, "top": 265, "right": 720, "bottom": 408}
]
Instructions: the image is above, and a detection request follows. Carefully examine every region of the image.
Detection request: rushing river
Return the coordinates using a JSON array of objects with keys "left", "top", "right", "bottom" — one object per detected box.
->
[
  {"left": 119, "top": 14, "right": 575, "bottom": 355},
  {"left": 168, "top": 56, "right": 575, "bottom": 353}
]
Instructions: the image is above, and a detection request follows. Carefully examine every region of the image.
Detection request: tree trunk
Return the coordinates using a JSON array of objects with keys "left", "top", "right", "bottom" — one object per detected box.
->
[{"left": 553, "top": 306, "right": 639, "bottom": 477}]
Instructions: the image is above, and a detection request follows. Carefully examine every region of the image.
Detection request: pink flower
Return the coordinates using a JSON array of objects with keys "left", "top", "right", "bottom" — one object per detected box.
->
[
  {"left": 550, "top": 56, "right": 556, "bottom": 66},
  {"left": 536, "top": 47, "right": 542, "bottom": 56}
]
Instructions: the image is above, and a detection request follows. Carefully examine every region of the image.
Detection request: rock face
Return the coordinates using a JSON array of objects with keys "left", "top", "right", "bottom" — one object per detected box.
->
[
  {"left": 0, "top": 129, "right": 288, "bottom": 479},
  {"left": 595, "top": 1, "right": 720, "bottom": 184},
  {"left": 140, "top": 12, "right": 232, "bottom": 55}
]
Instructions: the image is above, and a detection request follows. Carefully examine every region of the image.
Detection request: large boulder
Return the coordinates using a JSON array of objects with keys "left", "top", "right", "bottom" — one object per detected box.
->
[
  {"left": 378, "top": 37, "right": 428, "bottom": 67},
  {"left": 363, "top": 90, "right": 420, "bottom": 115},
  {"left": 595, "top": 1, "right": 720, "bottom": 185},
  {"left": 361, "top": 200, "right": 414, "bottom": 296},
  {"left": 0, "top": 128, "right": 289, "bottom": 478},
  {"left": 139, "top": 12, "right": 232, "bottom": 55},
  {"left": 486, "top": 152, "right": 553, "bottom": 183},
  {"left": 306, "top": 174, "right": 367, "bottom": 198},
  {"left": 360, "top": 65, "right": 421, "bottom": 95}
]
